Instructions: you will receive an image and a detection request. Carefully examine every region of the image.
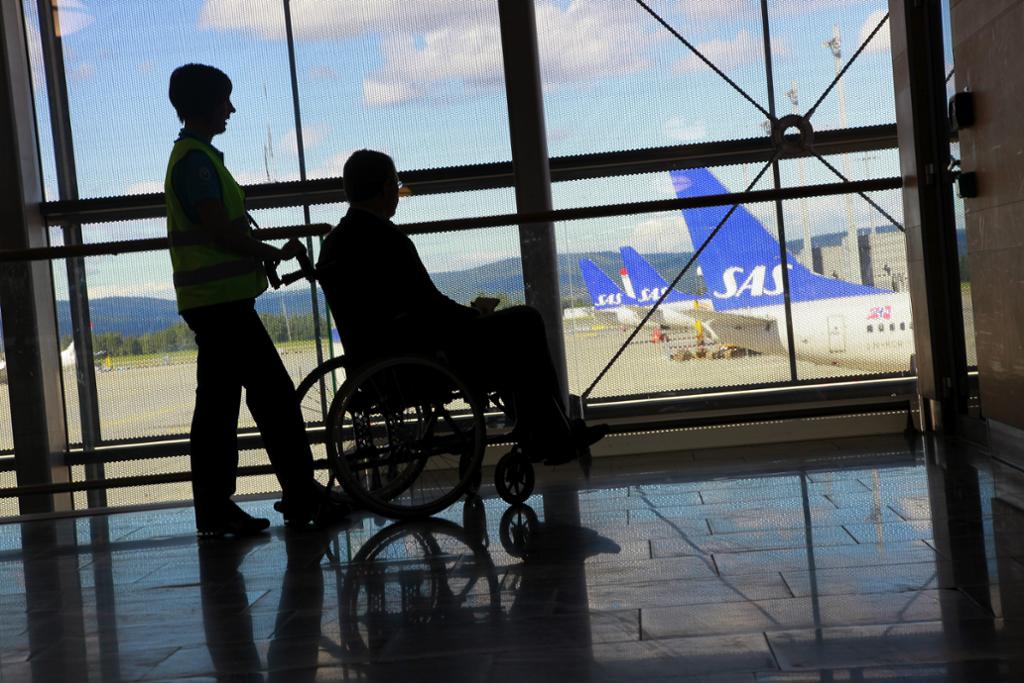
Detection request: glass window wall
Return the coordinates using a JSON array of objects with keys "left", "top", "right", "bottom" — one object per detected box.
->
[
  {"left": 2, "top": 0, "right": 953, "bottom": 514},
  {"left": 535, "top": 0, "right": 771, "bottom": 156}
]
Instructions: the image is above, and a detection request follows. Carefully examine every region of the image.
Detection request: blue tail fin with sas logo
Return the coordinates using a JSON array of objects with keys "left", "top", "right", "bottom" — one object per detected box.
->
[
  {"left": 579, "top": 258, "right": 635, "bottom": 310},
  {"left": 618, "top": 246, "right": 690, "bottom": 305},
  {"left": 669, "top": 167, "right": 887, "bottom": 311}
]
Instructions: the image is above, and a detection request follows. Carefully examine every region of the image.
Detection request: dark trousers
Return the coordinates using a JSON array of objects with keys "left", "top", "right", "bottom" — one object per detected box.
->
[
  {"left": 182, "top": 299, "right": 313, "bottom": 528},
  {"left": 440, "top": 306, "right": 568, "bottom": 437}
]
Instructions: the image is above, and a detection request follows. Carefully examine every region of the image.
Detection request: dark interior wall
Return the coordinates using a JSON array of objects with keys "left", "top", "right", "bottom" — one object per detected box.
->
[{"left": 951, "top": 0, "right": 1024, "bottom": 432}]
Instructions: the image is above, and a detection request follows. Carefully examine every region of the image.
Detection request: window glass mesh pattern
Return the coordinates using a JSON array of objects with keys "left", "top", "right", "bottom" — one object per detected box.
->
[
  {"left": 767, "top": 1, "right": 895, "bottom": 132},
  {"left": 535, "top": 0, "right": 771, "bottom": 157},
  {"left": 289, "top": 0, "right": 512, "bottom": 174},
  {"left": 7, "top": 0, "right": 928, "bottom": 513},
  {"left": 558, "top": 194, "right": 792, "bottom": 400},
  {"left": 53, "top": 0, "right": 299, "bottom": 198},
  {"left": 773, "top": 151, "right": 913, "bottom": 380}
]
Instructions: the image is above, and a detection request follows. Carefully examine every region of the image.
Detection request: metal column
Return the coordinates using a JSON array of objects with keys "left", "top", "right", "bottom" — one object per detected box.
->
[
  {"left": 760, "top": 0, "right": 799, "bottom": 383},
  {"left": 0, "top": 1, "right": 72, "bottom": 514},
  {"left": 36, "top": 0, "right": 105, "bottom": 506},
  {"left": 497, "top": 0, "right": 569, "bottom": 406},
  {"left": 888, "top": 0, "right": 968, "bottom": 431}
]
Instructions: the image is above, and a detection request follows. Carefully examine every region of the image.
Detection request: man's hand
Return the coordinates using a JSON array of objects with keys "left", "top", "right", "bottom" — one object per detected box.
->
[
  {"left": 278, "top": 238, "right": 306, "bottom": 260},
  {"left": 471, "top": 296, "right": 500, "bottom": 315}
]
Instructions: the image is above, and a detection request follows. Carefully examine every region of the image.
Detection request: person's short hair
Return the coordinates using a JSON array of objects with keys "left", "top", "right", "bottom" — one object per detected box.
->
[
  {"left": 343, "top": 150, "right": 396, "bottom": 203},
  {"left": 168, "top": 64, "right": 232, "bottom": 122}
]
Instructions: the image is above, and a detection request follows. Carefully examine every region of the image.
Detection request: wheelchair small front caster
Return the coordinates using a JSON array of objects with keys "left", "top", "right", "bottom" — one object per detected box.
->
[
  {"left": 495, "top": 448, "right": 534, "bottom": 505},
  {"left": 499, "top": 504, "right": 539, "bottom": 557}
]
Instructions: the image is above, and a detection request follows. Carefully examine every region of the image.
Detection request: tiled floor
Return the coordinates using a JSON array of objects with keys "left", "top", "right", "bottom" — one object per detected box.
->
[{"left": 2, "top": 433, "right": 1024, "bottom": 681}]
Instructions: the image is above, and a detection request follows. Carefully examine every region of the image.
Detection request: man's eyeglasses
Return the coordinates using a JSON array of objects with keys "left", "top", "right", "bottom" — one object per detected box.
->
[{"left": 397, "top": 177, "right": 412, "bottom": 197}]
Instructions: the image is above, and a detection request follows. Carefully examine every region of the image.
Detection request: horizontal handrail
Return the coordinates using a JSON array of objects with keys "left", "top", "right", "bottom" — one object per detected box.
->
[
  {"left": 37, "top": 125, "right": 898, "bottom": 225},
  {"left": 0, "top": 176, "right": 901, "bottom": 263}
]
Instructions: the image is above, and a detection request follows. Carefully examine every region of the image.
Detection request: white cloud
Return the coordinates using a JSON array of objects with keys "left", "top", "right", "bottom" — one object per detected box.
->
[
  {"left": 363, "top": 77, "right": 424, "bottom": 107},
  {"left": 198, "top": 0, "right": 654, "bottom": 107},
  {"left": 663, "top": 117, "right": 707, "bottom": 143},
  {"left": 628, "top": 215, "right": 693, "bottom": 253},
  {"left": 534, "top": 2, "right": 654, "bottom": 84},
  {"left": 88, "top": 281, "right": 176, "bottom": 300},
  {"left": 54, "top": 0, "right": 95, "bottom": 37},
  {"left": 198, "top": 0, "right": 482, "bottom": 40},
  {"left": 858, "top": 10, "right": 891, "bottom": 55},
  {"left": 362, "top": 2, "right": 653, "bottom": 106},
  {"left": 676, "top": 0, "right": 874, "bottom": 20},
  {"left": 125, "top": 180, "right": 164, "bottom": 195},
  {"left": 673, "top": 29, "right": 788, "bottom": 75},
  {"left": 312, "top": 149, "right": 357, "bottom": 179},
  {"left": 281, "top": 122, "right": 329, "bottom": 156},
  {"left": 674, "top": 1, "right": 759, "bottom": 22}
]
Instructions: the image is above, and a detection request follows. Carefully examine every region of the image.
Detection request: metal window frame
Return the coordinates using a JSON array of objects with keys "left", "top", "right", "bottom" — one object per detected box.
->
[{"left": 1, "top": 0, "right": 926, "bottom": 502}]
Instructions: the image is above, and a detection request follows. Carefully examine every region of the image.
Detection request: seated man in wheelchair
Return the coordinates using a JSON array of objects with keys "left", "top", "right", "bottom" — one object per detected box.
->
[{"left": 316, "top": 150, "right": 606, "bottom": 466}]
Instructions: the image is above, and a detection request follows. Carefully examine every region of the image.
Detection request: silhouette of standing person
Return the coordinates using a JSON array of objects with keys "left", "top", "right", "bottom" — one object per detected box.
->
[{"left": 165, "top": 64, "right": 345, "bottom": 537}]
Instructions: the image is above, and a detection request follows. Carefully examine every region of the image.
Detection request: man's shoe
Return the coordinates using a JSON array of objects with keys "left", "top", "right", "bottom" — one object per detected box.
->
[
  {"left": 540, "top": 421, "right": 609, "bottom": 467},
  {"left": 571, "top": 419, "right": 609, "bottom": 449},
  {"left": 276, "top": 482, "right": 353, "bottom": 530}
]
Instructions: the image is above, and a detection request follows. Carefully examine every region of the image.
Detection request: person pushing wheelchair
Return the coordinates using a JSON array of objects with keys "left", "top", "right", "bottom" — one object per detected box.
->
[
  {"left": 165, "top": 64, "right": 349, "bottom": 537},
  {"left": 316, "top": 150, "right": 607, "bottom": 465}
]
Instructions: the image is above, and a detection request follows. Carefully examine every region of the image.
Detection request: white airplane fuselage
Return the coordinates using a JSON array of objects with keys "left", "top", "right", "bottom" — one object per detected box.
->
[{"left": 706, "top": 291, "right": 915, "bottom": 372}]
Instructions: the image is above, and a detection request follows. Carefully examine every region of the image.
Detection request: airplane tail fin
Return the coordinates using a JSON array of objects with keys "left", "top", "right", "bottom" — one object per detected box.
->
[
  {"left": 619, "top": 247, "right": 690, "bottom": 305},
  {"left": 579, "top": 259, "right": 634, "bottom": 310},
  {"left": 670, "top": 167, "right": 887, "bottom": 310}
]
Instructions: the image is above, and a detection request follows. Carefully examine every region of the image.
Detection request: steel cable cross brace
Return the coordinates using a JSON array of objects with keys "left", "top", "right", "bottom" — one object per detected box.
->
[{"left": 581, "top": 4, "right": 904, "bottom": 400}]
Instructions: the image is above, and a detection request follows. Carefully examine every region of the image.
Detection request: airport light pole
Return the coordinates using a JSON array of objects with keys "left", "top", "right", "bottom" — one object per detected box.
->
[
  {"left": 787, "top": 81, "right": 813, "bottom": 269},
  {"left": 825, "top": 24, "right": 863, "bottom": 284}
]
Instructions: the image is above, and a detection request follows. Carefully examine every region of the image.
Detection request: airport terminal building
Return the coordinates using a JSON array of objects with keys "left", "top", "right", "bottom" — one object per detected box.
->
[{"left": 0, "top": 1, "right": 1023, "bottom": 680}]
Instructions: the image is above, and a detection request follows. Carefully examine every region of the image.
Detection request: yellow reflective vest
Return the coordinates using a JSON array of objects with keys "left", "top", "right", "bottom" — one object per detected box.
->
[{"left": 164, "top": 137, "right": 267, "bottom": 312}]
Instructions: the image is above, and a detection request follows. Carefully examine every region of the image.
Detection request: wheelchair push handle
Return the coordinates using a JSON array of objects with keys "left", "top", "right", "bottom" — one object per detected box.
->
[{"left": 266, "top": 249, "right": 316, "bottom": 289}]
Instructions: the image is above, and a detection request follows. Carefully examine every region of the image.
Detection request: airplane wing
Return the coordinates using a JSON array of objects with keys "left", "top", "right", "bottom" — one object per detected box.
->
[{"left": 681, "top": 308, "right": 786, "bottom": 355}]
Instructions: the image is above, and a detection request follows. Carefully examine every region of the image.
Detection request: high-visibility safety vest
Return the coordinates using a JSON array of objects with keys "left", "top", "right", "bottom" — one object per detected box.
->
[{"left": 164, "top": 137, "right": 267, "bottom": 312}]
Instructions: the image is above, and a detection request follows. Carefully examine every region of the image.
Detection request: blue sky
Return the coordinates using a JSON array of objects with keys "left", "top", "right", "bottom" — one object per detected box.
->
[{"left": 24, "top": 0, "right": 908, "bottom": 301}]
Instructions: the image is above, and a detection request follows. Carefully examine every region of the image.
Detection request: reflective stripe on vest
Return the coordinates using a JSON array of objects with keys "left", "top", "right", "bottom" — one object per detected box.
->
[{"left": 165, "top": 137, "right": 267, "bottom": 312}]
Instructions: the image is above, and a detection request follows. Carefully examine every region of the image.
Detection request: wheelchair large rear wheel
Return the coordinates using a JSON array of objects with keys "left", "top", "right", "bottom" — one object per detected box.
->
[{"left": 325, "top": 356, "right": 486, "bottom": 519}]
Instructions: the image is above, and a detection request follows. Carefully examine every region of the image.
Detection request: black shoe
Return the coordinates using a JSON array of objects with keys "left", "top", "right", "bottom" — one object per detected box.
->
[
  {"left": 571, "top": 419, "right": 609, "bottom": 449},
  {"left": 196, "top": 510, "right": 270, "bottom": 539},
  {"left": 276, "top": 482, "right": 353, "bottom": 530},
  {"left": 540, "top": 421, "right": 609, "bottom": 467}
]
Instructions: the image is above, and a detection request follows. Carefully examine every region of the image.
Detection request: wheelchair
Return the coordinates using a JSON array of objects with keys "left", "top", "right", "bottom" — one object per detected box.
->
[{"left": 269, "top": 252, "right": 541, "bottom": 520}]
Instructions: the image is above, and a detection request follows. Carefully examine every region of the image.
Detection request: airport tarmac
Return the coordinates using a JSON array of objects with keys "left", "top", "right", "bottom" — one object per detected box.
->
[{"left": 2, "top": 324, "right": 905, "bottom": 451}]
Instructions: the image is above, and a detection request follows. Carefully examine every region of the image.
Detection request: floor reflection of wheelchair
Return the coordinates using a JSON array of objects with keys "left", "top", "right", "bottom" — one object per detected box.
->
[
  {"left": 330, "top": 514, "right": 502, "bottom": 662},
  {"left": 269, "top": 253, "right": 538, "bottom": 521}
]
